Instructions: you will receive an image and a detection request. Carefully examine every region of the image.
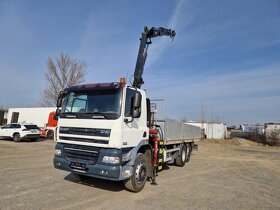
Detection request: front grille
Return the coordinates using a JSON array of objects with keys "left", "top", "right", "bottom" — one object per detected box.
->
[
  {"left": 60, "top": 136, "right": 109, "bottom": 144},
  {"left": 63, "top": 144, "right": 101, "bottom": 165},
  {"left": 59, "top": 127, "right": 111, "bottom": 137}
]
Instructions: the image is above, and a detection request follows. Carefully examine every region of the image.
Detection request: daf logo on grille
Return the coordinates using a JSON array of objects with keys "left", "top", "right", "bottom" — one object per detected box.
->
[{"left": 100, "top": 129, "right": 110, "bottom": 135}]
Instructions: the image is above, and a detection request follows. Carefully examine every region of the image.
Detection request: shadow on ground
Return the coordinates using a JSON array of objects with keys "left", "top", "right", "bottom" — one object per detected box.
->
[
  {"left": 0, "top": 137, "right": 49, "bottom": 143},
  {"left": 64, "top": 173, "right": 125, "bottom": 192}
]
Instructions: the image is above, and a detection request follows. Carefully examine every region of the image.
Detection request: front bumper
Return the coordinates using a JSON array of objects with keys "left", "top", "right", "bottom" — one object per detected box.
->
[
  {"left": 53, "top": 156, "right": 128, "bottom": 181},
  {"left": 53, "top": 143, "right": 133, "bottom": 181}
]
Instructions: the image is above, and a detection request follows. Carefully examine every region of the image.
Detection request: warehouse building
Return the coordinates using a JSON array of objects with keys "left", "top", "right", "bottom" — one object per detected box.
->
[{"left": 185, "top": 122, "right": 227, "bottom": 139}]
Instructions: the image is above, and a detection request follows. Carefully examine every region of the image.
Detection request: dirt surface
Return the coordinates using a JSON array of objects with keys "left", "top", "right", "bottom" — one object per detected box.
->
[{"left": 0, "top": 138, "right": 280, "bottom": 210}]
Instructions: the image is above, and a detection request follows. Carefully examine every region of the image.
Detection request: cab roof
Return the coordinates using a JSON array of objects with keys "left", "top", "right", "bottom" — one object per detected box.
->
[{"left": 65, "top": 82, "right": 121, "bottom": 92}]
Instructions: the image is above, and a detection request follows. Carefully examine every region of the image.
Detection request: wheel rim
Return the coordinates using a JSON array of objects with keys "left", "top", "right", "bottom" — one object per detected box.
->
[
  {"left": 14, "top": 134, "right": 19, "bottom": 141},
  {"left": 135, "top": 162, "right": 147, "bottom": 185}
]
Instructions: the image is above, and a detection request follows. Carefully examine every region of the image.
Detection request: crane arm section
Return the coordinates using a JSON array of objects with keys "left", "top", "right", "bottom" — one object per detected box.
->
[{"left": 133, "top": 26, "right": 176, "bottom": 88}]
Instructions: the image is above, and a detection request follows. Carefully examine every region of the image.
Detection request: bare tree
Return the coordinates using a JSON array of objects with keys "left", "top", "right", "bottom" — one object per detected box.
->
[{"left": 40, "top": 53, "right": 87, "bottom": 106}]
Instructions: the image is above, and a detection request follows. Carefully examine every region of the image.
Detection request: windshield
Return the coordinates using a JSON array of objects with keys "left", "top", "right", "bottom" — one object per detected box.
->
[{"left": 60, "top": 88, "right": 122, "bottom": 119}]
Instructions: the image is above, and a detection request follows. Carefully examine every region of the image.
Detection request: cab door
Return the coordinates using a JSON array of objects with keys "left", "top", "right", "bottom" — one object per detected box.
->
[{"left": 122, "top": 88, "right": 148, "bottom": 147}]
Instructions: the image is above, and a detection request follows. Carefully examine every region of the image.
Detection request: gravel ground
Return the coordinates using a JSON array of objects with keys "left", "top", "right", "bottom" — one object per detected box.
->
[{"left": 0, "top": 138, "right": 279, "bottom": 210}]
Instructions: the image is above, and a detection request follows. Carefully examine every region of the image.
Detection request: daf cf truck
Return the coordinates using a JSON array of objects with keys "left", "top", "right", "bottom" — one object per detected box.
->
[{"left": 53, "top": 26, "right": 200, "bottom": 192}]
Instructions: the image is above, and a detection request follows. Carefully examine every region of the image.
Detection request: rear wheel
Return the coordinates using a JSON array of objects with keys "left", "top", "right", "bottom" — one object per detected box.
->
[
  {"left": 185, "top": 143, "right": 192, "bottom": 162},
  {"left": 124, "top": 153, "right": 148, "bottom": 192},
  {"left": 47, "top": 130, "right": 54, "bottom": 140},
  {"left": 13, "top": 133, "right": 21, "bottom": 142},
  {"left": 175, "top": 144, "right": 186, "bottom": 167}
]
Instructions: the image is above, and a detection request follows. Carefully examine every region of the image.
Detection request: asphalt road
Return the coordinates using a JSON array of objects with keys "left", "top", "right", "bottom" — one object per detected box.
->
[{"left": 0, "top": 139, "right": 279, "bottom": 210}]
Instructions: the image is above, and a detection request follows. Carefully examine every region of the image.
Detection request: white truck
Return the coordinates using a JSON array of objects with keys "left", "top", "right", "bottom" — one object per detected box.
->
[{"left": 53, "top": 26, "right": 200, "bottom": 192}]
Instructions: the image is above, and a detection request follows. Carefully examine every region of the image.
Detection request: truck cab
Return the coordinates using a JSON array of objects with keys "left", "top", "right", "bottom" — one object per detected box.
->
[{"left": 53, "top": 80, "right": 151, "bottom": 185}]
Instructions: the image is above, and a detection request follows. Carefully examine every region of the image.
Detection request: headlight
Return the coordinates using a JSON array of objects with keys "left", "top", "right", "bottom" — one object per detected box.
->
[
  {"left": 102, "top": 156, "right": 120, "bottom": 164},
  {"left": 55, "top": 149, "right": 62, "bottom": 156}
]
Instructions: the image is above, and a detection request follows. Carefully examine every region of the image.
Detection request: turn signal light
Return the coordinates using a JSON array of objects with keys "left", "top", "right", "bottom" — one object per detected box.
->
[{"left": 120, "top": 77, "right": 126, "bottom": 86}]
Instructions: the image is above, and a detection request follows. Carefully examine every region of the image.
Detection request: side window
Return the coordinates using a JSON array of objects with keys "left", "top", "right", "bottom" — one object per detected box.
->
[
  {"left": 125, "top": 88, "right": 136, "bottom": 117},
  {"left": 10, "top": 124, "right": 18, "bottom": 129},
  {"left": 3, "top": 124, "right": 11, "bottom": 129}
]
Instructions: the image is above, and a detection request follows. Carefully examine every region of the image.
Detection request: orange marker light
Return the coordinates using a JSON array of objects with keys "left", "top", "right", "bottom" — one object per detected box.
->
[{"left": 120, "top": 77, "right": 126, "bottom": 86}]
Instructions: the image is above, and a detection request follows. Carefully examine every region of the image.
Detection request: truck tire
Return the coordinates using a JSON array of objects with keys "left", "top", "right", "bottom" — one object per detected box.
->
[
  {"left": 13, "top": 133, "right": 21, "bottom": 142},
  {"left": 47, "top": 130, "right": 54, "bottom": 140},
  {"left": 124, "top": 153, "right": 148, "bottom": 192},
  {"left": 175, "top": 144, "right": 186, "bottom": 167},
  {"left": 186, "top": 143, "right": 192, "bottom": 162}
]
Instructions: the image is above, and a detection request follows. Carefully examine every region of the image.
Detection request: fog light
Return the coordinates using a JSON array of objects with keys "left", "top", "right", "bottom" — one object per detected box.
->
[{"left": 100, "top": 170, "right": 109, "bottom": 176}]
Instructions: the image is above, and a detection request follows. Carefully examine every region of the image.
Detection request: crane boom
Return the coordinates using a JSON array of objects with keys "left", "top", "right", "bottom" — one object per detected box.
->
[{"left": 132, "top": 26, "right": 176, "bottom": 88}]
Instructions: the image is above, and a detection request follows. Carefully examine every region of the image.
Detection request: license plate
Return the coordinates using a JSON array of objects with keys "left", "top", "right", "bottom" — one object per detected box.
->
[
  {"left": 70, "top": 162, "right": 86, "bottom": 170},
  {"left": 31, "top": 129, "right": 38, "bottom": 133}
]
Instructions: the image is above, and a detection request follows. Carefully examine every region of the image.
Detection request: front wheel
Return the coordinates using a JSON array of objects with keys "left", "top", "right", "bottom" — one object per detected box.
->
[
  {"left": 124, "top": 153, "right": 148, "bottom": 193},
  {"left": 13, "top": 133, "right": 21, "bottom": 142}
]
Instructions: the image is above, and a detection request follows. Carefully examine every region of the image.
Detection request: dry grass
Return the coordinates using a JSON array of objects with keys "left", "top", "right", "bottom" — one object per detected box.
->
[{"left": 203, "top": 138, "right": 265, "bottom": 147}]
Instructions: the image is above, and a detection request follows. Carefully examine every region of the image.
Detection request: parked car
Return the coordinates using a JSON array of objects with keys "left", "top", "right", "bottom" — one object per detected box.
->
[{"left": 0, "top": 123, "right": 40, "bottom": 142}]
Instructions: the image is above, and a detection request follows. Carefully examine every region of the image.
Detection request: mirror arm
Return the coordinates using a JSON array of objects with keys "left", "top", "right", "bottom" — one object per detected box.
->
[{"left": 124, "top": 117, "right": 134, "bottom": 123}]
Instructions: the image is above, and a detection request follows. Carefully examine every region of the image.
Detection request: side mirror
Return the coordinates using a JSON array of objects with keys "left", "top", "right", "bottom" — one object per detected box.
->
[
  {"left": 57, "top": 91, "right": 67, "bottom": 107},
  {"left": 57, "top": 97, "right": 63, "bottom": 108},
  {"left": 54, "top": 108, "right": 61, "bottom": 120},
  {"left": 131, "top": 92, "right": 142, "bottom": 118},
  {"left": 132, "top": 91, "right": 142, "bottom": 108}
]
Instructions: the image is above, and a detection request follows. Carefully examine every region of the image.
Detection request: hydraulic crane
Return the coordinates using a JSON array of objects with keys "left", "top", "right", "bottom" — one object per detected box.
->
[{"left": 132, "top": 26, "right": 176, "bottom": 88}]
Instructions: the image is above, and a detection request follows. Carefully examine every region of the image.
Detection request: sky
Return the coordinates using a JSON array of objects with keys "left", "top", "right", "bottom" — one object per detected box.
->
[{"left": 0, "top": 0, "right": 279, "bottom": 125}]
